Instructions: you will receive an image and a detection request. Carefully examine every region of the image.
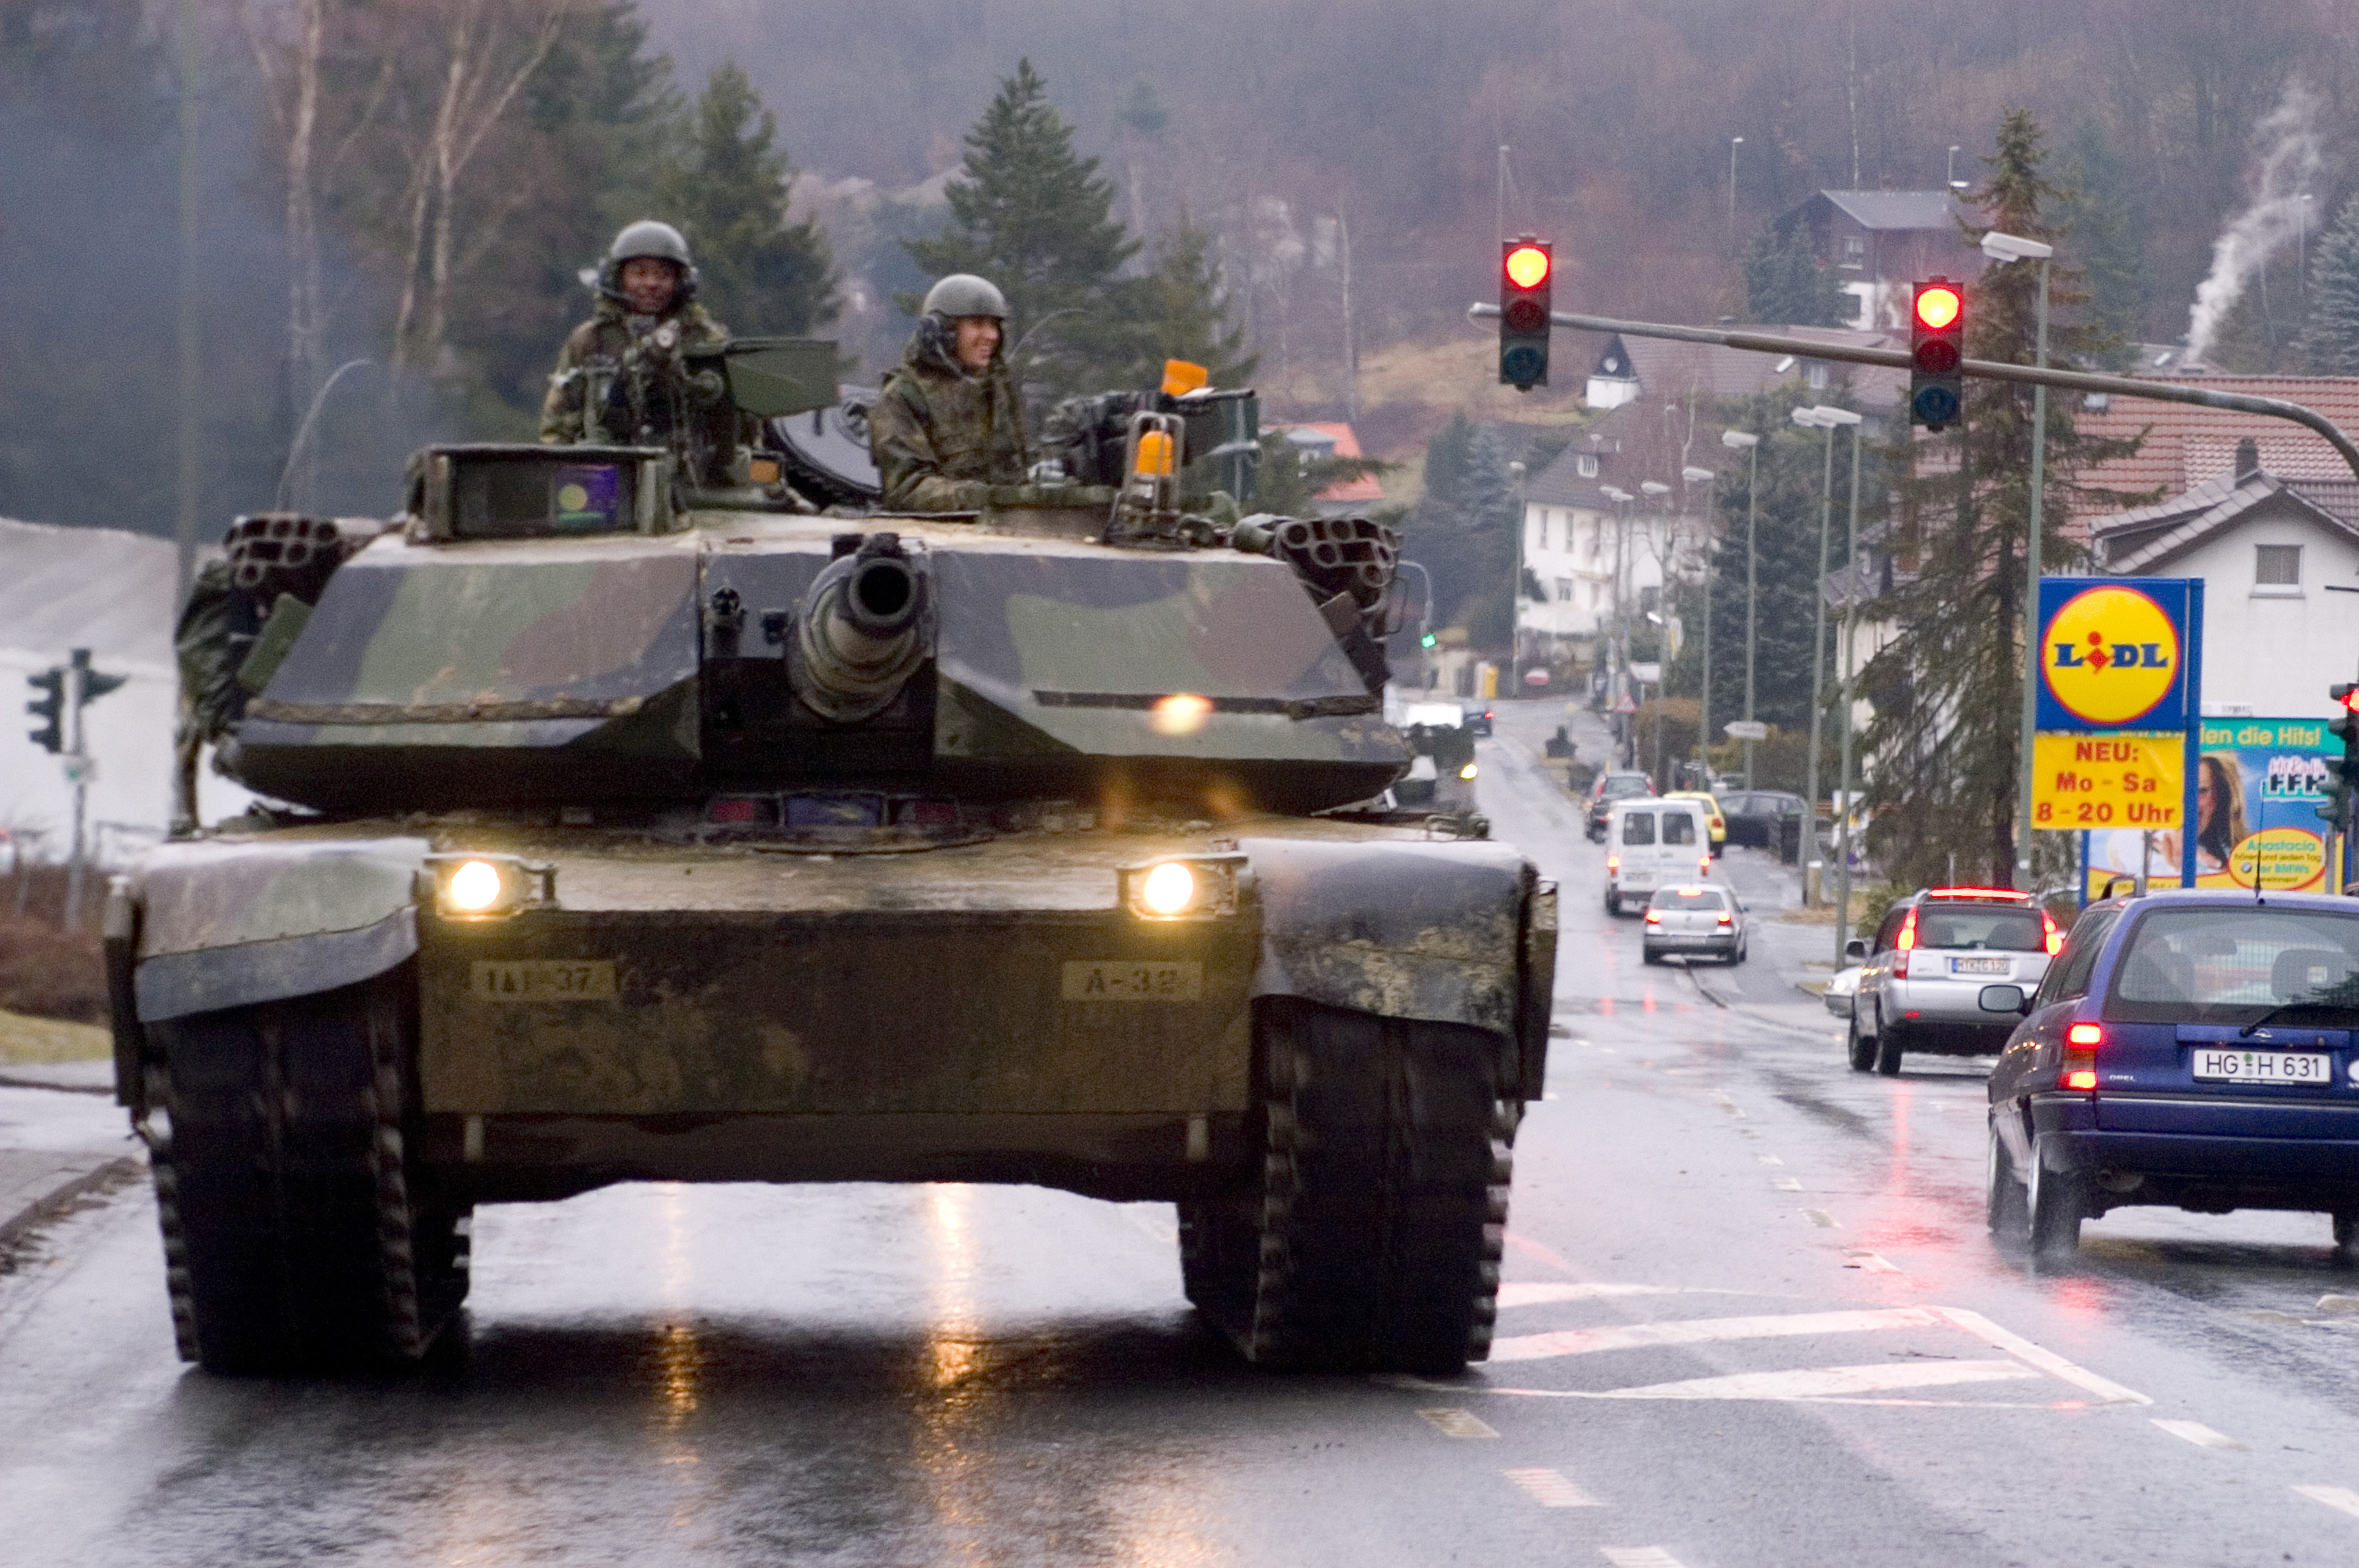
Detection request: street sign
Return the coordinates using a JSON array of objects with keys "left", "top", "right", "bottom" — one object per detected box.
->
[
  {"left": 1723, "top": 720, "right": 1768, "bottom": 741},
  {"left": 1612, "top": 695, "right": 1637, "bottom": 714},
  {"left": 2031, "top": 731, "right": 2181, "bottom": 830},
  {"left": 61, "top": 753, "right": 96, "bottom": 788}
]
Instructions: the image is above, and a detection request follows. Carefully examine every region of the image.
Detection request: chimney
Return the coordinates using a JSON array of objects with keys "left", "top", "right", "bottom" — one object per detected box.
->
[{"left": 2234, "top": 437, "right": 2262, "bottom": 481}]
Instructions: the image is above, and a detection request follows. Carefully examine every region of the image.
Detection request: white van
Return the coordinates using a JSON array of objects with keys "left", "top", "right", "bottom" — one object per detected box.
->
[{"left": 1605, "top": 797, "right": 1712, "bottom": 914}]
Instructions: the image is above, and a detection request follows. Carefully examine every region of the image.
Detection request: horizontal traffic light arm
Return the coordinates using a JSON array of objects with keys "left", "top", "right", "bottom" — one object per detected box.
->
[{"left": 1466, "top": 303, "right": 2359, "bottom": 484}]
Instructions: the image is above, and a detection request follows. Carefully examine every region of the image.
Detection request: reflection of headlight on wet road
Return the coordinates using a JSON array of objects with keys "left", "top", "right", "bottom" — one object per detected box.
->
[{"left": 1150, "top": 693, "right": 1214, "bottom": 736}]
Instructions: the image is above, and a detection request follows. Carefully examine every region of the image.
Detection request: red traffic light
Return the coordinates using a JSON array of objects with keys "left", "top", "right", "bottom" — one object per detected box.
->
[
  {"left": 2335, "top": 682, "right": 2359, "bottom": 713},
  {"left": 1505, "top": 245, "right": 1551, "bottom": 290},
  {"left": 1914, "top": 283, "right": 1962, "bottom": 331}
]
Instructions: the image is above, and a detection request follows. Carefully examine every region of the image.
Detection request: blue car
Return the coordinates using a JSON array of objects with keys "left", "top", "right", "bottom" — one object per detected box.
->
[{"left": 1982, "top": 888, "right": 2359, "bottom": 1264}]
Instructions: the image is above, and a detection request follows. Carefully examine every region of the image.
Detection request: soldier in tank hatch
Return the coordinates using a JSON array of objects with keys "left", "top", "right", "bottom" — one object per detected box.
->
[
  {"left": 867, "top": 274, "right": 1031, "bottom": 512},
  {"left": 540, "top": 220, "right": 736, "bottom": 457}
]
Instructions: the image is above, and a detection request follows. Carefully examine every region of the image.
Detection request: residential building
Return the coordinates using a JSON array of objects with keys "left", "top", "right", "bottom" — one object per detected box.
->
[
  {"left": 1517, "top": 402, "right": 1711, "bottom": 663},
  {"left": 1583, "top": 327, "right": 1906, "bottom": 420},
  {"left": 2084, "top": 441, "right": 2359, "bottom": 718},
  {"left": 1270, "top": 423, "right": 1384, "bottom": 516},
  {"left": 1782, "top": 190, "right": 1984, "bottom": 331},
  {"left": 2066, "top": 376, "right": 2359, "bottom": 546}
]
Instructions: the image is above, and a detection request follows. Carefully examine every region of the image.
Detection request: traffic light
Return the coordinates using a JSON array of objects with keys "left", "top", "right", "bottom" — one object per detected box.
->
[
  {"left": 1909, "top": 277, "right": 1965, "bottom": 430},
  {"left": 74, "top": 647, "right": 125, "bottom": 706},
  {"left": 1499, "top": 238, "right": 1553, "bottom": 390},
  {"left": 2322, "top": 682, "right": 2359, "bottom": 828},
  {"left": 1420, "top": 632, "right": 1438, "bottom": 648},
  {"left": 26, "top": 667, "right": 64, "bottom": 753}
]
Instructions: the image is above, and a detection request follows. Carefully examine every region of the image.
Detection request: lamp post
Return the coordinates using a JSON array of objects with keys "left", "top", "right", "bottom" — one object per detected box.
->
[
  {"left": 1947, "top": 144, "right": 1966, "bottom": 192},
  {"left": 1721, "top": 429, "right": 1761, "bottom": 786},
  {"left": 1830, "top": 410, "right": 1866, "bottom": 970},
  {"left": 1641, "top": 479, "right": 1672, "bottom": 777},
  {"left": 1601, "top": 485, "right": 1634, "bottom": 763},
  {"left": 1508, "top": 459, "right": 1528, "bottom": 693},
  {"left": 1791, "top": 404, "right": 1859, "bottom": 905},
  {"left": 1728, "top": 137, "right": 1743, "bottom": 248},
  {"left": 1983, "top": 229, "right": 2054, "bottom": 891},
  {"left": 1683, "top": 463, "right": 1717, "bottom": 787}
]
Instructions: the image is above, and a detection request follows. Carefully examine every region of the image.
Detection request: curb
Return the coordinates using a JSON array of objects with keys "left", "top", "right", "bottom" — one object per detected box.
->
[{"left": 0, "top": 1154, "right": 143, "bottom": 1250}]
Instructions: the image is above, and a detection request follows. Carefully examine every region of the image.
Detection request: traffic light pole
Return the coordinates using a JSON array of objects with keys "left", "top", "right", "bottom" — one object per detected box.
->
[
  {"left": 1468, "top": 304, "right": 2359, "bottom": 483},
  {"left": 64, "top": 653, "right": 88, "bottom": 929}
]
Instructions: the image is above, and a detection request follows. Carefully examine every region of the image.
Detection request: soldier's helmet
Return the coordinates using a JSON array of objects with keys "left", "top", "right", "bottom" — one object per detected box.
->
[
  {"left": 600, "top": 220, "right": 698, "bottom": 306},
  {"left": 921, "top": 274, "right": 1008, "bottom": 321}
]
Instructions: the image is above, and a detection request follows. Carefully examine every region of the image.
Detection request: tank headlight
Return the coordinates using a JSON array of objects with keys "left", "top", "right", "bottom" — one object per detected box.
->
[
  {"left": 1119, "top": 855, "right": 1245, "bottom": 920},
  {"left": 1459, "top": 761, "right": 1479, "bottom": 780},
  {"left": 423, "top": 853, "right": 554, "bottom": 918}
]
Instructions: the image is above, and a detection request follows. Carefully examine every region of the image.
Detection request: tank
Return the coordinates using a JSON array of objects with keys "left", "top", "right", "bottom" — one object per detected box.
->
[{"left": 107, "top": 390, "right": 1558, "bottom": 1377}]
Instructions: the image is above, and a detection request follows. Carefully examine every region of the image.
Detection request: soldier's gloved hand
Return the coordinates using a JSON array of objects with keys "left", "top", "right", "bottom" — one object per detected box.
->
[
  {"left": 943, "top": 480, "right": 993, "bottom": 510},
  {"left": 984, "top": 483, "right": 1118, "bottom": 508},
  {"left": 688, "top": 368, "right": 728, "bottom": 405}
]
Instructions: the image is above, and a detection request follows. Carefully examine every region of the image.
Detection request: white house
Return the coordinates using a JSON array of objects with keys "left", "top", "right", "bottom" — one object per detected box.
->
[
  {"left": 2086, "top": 444, "right": 2359, "bottom": 718},
  {"left": 1517, "top": 408, "right": 1710, "bottom": 662}
]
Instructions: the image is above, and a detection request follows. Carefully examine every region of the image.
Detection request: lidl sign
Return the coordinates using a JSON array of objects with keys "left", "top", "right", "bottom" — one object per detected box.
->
[{"left": 2036, "top": 578, "right": 2200, "bottom": 733}]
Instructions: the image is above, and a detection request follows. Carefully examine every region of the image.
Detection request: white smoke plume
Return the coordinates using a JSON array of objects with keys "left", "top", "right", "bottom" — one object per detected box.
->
[{"left": 2186, "top": 78, "right": 2323, "bottom": 361}]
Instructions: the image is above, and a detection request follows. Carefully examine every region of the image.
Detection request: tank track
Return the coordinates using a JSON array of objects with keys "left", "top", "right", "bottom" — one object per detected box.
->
[
  {"left": 1182, "top": 1001, "right": 1508, "bottom": 1373},
  {"left": 145, "top": 971, "right": 468, "bottom": 1373}
]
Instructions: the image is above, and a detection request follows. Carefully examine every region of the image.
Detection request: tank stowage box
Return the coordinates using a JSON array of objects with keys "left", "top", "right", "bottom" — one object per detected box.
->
[{"left": 115, "top": 437, "right": 1556, "bottom": 1377}]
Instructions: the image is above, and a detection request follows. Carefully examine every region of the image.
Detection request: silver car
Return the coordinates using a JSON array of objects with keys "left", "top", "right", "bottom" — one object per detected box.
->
[
  {"left": 1641, "top": 884, "right": 1747, "bottom": 965},
  {"left": 1848, "top": 888, "right": 2057, "bottom": 1075}
]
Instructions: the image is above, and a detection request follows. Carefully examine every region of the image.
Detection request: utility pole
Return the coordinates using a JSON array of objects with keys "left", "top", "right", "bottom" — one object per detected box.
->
[
  {"left": 1834, "top": 421, "right": 1864, "bottom": 967},
  {"left": 1338, "top": 209, "right": 1358, "bottom": 426},
  {"left": 1509, "top": 460, "right": 1528, "bottom": 691},
  {"left": 56, "top": 648, "right": 126, "bottom": 930},
  {"left": 1685, "top": 463, "right": 1717, "bottom": 786},
  {"left": 1721, "top": 430, "right": 1762, "bottom": 787}
]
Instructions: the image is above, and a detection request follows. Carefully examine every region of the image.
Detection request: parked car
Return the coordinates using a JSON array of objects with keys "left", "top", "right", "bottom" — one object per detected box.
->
[
  {"left": 1848, "top": 887, "right": 2060, "bottom": 1076},
  {"left": 1665, "top": 790, "right": 1727, "bottom": 855},
  {"left": 1983, "top": 889, "right": 2359, "bottom": 1263},
  {"left": 1642, "top": 884, "right": 1747, "bottom": 964},
  {"left": 1719, "top": 790, "right": 1808, "bottom": 852},
  {"left": 1824, "top": 964, "right": 1863, "bottom": 1017},
  {"left": 1462, "top": 702, "right": 1494, "bottom": 737},
  {"left": 1585, "top": 770, "right": 1656, "bottom": 840},
  {"left": 1605, "top": 797, "right": 1712, "bottom": 915}
]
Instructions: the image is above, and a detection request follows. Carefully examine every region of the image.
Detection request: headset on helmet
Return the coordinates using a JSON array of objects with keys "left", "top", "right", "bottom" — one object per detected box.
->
[
  {"left": 598, "top": 220, "right": 699, "bottom": 307},
  {"left": 916, "top": 274, "right": 1009, "bottom": 365}
]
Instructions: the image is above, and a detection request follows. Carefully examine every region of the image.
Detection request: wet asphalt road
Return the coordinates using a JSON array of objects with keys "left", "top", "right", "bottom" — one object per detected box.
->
[{"left": 10, "top": 710, "right": 2359, "bottom": 1565}]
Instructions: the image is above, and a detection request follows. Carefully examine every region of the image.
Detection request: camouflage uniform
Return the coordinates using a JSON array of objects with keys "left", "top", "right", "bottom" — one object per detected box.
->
[
  {"left": 176, "top": 557, "right": 254, "bottom": 750},
  {"left": 867, "top": 325, "right": 1030, "bottom": 512},
  {"left": 539, "top": 297, "right": 734, "bottom": 449}
]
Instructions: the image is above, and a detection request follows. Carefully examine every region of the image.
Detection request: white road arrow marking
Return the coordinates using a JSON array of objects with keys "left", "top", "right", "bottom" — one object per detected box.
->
[
  {"left": 1550, "top": 1358, "right": 2034, "bottom": 1401},
  {"left": 1489, "top": 1306, "right": 1941, "bottom": 1363}
]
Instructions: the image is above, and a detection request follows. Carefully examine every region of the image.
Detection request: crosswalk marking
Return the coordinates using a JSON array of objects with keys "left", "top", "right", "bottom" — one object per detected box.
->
[
  {"left": 1505, "top": 1468, "right": 1600, "bottom": 1507},
  {"left": 2295, "top": 1485, "right": 2359, "bottom": 1519},
  {"left": 2152, "top": 1418, "right": 2245, "bottom": 1450},
  {"left": 1416, "top": 1407, "right": 1499, "bottom": 1438},
  {"left": 1489, "top": 1306, "right": 1942, "bottom": 1363}
]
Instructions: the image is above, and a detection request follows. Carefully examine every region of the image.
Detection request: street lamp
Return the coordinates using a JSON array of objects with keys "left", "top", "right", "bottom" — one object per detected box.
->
[
  {"left": 1683, "top": 463, "right": 1717, "bottom": 787},
  {"left": 1508, "top": 459, "right": 1528, "bottom": 693},
  {"left": 1947, "top": 144, "right": 1968, "bottom": 193},
  {"left": 1601, "top": 485, "right": 1634, "bottom": 760},
  {"left": 1983, "top": 228, "right": 2054, "bottom": 891},
  {"left": 1721, "top": 429, "right": 1761, "bottom": 787},
  {"left": 1827, "top": 411, "right": 1868, "bottom": 971},
  {"left": 1791, "top": 404, "right": 1859, "bottom": 906}
]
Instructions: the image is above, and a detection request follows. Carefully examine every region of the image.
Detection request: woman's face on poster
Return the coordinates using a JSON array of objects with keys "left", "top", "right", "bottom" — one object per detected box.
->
[{"left": 2199, "top": 760, "right": 2217, "bottom": 827}]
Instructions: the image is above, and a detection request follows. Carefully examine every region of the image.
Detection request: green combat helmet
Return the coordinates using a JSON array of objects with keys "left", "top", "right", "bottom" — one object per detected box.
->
[{"left": 111, "top": 350, "right": 1557, "bottom": 1381}]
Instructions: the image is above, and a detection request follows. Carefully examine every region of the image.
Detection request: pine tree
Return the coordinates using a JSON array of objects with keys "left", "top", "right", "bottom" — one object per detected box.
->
[
  {"left": 1742, "top": 221, "right": 1850, "bottom": 328},
  {"left": 1401, "top": 415, "right": 1520, "bottom": 648},
  {"left": 1131, "top": 214, "right": 1256, "bottom": 389},
  {"left": 658, "top": 63, "right": 840, "bottom": 336},
  {"left": 1859, "top": 110, "right": 2143, "bottom": 890},
  {"left": 902, "top": 60, "right": 1140, "bottom": 393},
  {"left": 2306, "top": 195, "right": 2359, "bottom": 375},
  {"left": 2050, "top": 117, "right": 2150, "bottom": 367}
]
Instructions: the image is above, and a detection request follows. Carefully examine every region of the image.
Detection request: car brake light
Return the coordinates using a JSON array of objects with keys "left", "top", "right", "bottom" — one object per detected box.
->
[
  {"left": 1891, "top": 953, "right": 1908, "bottom": 978},
  {"left": 1607, "top": 855, "right": 1619, "bottom": 871},
  {"left": 1699, "top": 857, "right": 1711, "bottom": 876},
  {"left": 1645, "top": 909, "right": 1663, "bottom": 924},
  {"left": 1897, "top": 908, "right": 1917, "bottom": 951},
  {"left": 1716, "top": 912, "right": 1732, "bottom": 926},
  {"left": 2043, "top": 909, "right": 2063, "bottom": 956},
  {"left": 2062, "top": 1021, "right": 2101, "bottom": 1091},
  {"left": 1930, "top": 887, "right": 2032, "bottom": 900}
]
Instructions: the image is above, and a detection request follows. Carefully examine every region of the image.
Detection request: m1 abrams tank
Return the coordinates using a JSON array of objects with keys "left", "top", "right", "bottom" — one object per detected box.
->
[{"left": 107, "top": 365, "right": 1558, "bottom": 1378}]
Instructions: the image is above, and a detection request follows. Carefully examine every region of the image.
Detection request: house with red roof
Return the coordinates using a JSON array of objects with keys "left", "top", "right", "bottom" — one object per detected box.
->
[{"left": 1270, "top": 423, "right": 1385, "bottom": 516}]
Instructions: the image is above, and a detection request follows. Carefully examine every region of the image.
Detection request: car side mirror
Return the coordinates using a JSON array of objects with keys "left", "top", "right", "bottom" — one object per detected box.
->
[
  {"left": 1978, "top": 983, "right": 2030, "bottom": 1015},
  {"left": 1844, "top": 938, "right": 1867, "bottom": 963}
]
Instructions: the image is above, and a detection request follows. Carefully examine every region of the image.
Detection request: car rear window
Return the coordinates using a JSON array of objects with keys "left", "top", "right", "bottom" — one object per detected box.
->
[
  {"left": 2107, "top": 907, "right": 2359, "bottom": 1021},
  {"left": 1662, "top": 812, "right": 1697, "bottom": 845},
  {"left": 1621, "top": 811, "right": 1656, "bottom": 844},
  {"left": 1650, "top": 888, "right": 1727, "bottom": 909},
  {"left": 1917, "top": 907, "right": 2045, "bottom": 951},
  {"left": 1603, "top": 775, "right": 1649, "bottom": 797}
]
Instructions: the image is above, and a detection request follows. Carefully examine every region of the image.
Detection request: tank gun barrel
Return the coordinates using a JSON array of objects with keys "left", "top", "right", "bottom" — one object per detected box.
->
[{"left": 794, "top": 532, "right": 929, "bottom": 722}]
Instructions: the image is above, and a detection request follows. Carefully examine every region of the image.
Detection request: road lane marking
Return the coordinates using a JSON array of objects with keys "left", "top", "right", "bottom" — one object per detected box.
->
[
  {"left": 1600, "top": 1549, "right": 1687, "bottom": 1568},
  {"left": 1802, "top": 1208, "right": 1838, "bottom": 1228},
  {"left": 1417, "top": 1407, "right": 1499, "bottom": 1438},
  {"left": 1932, "top": 1307, "right": 2151, "bottom": 1406},
  {"left": 1498, "top": 1282, "right": 1685, "bottom": 1307},
  {"left": 1842, "top": 1250, "right": 1901, "bottom": 1272},
  {"left": 1710, "top": 1091, "right": 1747, "bottom": 1117},
  {"left": 1489, "top": 1306, "right": 1943, "bottom": 1363},
  {"left": 2295, "top": 1485, "right": 2359, "bottom": 1519},
  {"left": 1558, "top": 1359, "right": 2036, "bottom": 1402},
  {"left": 2152, "top": 1419, "right": 2245, "bottom": 1450},
  {"left": 1506, "top": 1468, "right": 1600, "bottom": 1507},
  {"left": 1757, "top": 1154, "right": 1784, "bottom": 1165},
  {"left": 1772, "top": 1177, "right": 1804, "bottom": 1191}
]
